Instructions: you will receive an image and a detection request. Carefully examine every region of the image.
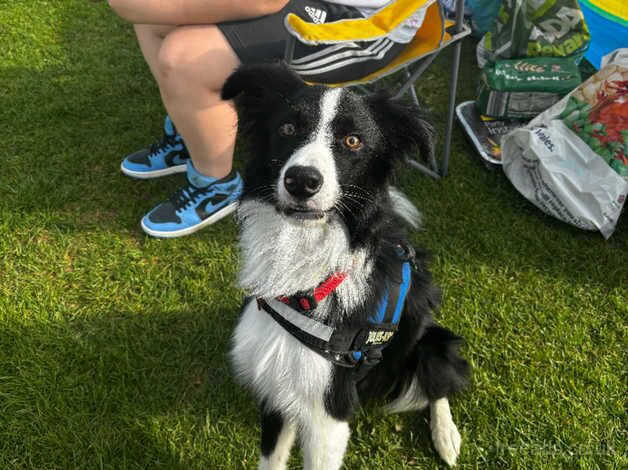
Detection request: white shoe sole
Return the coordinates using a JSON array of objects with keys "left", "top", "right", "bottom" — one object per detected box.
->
[
  {"left": 141, "top": 201, "right": 238, "bottom": 238},
  {"left": 121, "top": 162, "right": 187, "bottom": 179}
]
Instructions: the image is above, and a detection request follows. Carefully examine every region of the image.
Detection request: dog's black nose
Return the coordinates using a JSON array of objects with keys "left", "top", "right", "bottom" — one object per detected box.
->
[{"left": 284, "top": 166, "right": 323, "bottom": 200}]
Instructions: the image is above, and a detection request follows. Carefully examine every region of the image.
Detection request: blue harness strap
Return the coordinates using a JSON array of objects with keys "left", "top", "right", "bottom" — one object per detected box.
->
[{"left": 369, "top": 260, "right": 412, "bottom": 325}]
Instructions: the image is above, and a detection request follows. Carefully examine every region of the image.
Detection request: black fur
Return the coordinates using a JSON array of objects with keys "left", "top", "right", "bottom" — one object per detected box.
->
[{"left": 260, "top": 405, "right": 285, "bottom": 457}]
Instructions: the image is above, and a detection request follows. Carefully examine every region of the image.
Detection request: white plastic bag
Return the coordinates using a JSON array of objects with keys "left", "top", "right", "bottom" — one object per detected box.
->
[{"left": 502, "top": 49, "right": 628, "bottom": 238}]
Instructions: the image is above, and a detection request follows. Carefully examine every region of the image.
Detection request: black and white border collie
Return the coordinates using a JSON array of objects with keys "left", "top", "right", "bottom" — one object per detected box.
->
[{"left": 222, "top": 63, "right": 471, "bottom": 470}]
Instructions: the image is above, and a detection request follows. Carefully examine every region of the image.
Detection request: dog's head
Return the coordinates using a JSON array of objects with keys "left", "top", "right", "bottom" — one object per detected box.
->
[{"left": 222, "top": 63, "right": 432, "bottom": 237}]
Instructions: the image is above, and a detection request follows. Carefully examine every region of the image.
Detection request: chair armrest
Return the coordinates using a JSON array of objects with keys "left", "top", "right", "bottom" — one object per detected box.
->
[{"left": 284, "top": 0, "right": 434, "bottom": 45}]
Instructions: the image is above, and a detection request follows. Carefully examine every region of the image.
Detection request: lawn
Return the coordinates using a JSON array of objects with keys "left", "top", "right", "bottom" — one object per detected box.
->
[{"left": 0, "top": 1, "right": 626, "bottom": 469}]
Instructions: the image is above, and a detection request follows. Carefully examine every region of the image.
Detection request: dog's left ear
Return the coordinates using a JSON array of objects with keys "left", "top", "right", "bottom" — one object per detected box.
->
[
  {"left": 221, "top": 62, "right": 304, "bottom": 114},
  {"left": 366, "top": 92, "right": 435, "bottom": 164}
]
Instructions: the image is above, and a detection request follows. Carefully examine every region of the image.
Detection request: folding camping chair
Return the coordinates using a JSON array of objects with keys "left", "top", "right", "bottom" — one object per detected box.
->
[{"left": 283, "top": 0, "right": 471, "bottom": 178}]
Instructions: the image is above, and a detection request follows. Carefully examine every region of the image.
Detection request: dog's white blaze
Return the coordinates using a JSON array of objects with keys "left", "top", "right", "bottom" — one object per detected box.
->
[{"left": 278, "top": 88, "right": 342, "bottom": 210}]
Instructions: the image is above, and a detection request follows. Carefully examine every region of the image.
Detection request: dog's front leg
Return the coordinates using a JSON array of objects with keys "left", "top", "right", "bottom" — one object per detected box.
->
[
  {"left": 429, "top": 397, "right": 462, "bottom": 467},
  {"left": 259, "top": 409, "right": 296, "bottom": 470},
  {"left": 300, "top": 413, "right": 350, "bottom": 470}
]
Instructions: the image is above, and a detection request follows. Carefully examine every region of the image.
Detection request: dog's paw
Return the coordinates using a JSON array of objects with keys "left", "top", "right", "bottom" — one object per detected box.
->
[{"left": 431, "top": 419, "right": 461, "bottom": 467}]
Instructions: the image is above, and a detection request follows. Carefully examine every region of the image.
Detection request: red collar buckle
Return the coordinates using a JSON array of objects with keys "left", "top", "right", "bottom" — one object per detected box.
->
[{"left": 276, "top": 271, "right": 347, "bottom": 312}]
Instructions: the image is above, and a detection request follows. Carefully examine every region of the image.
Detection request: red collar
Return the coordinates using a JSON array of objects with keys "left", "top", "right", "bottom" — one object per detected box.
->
[{"left": 276, "top": 272, "right": 347, "bottom": 311}]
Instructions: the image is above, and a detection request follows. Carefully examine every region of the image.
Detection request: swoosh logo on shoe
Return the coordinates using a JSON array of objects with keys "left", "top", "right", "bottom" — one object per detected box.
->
[
  {"left": 195, "top": 193, "right": 230, "bottom": 220},
  {"left": 165, "top": 150, "right": 190, "bottom": 167}
]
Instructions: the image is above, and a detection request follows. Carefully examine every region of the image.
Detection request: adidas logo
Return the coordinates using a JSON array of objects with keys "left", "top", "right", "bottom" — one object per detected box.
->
[{"left": 305, "top": 6, "right": 327, "bottom": 24}]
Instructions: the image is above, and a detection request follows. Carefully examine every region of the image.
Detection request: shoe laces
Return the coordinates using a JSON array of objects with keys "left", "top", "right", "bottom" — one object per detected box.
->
[
  {"left": 148, "top": 134, "right": 178, "bottom": 158},
  {"left": 170, "top": 184, "right": 211, "bottom": 212}
]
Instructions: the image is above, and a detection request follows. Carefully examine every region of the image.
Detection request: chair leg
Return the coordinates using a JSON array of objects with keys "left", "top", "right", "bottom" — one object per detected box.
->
[
  {"left": 397, "top": 60, "right": 439, "bottom": 174},
  {"left": 406, "top": 158, "right": 442, "bottom": 179},
  {"left": 394, "top": 53, "right": 437, "bottom": 101},
  {"left": 440, "top": 0, "right": 465, "bottom": 177},
  {"left": 404, "top": 67, "right": 420, "bottom": 107},
  {"left": 441, "top": 40, "right": 462, "bottom": 177},
  {"left": 284, "top": 35, "right": 296, "bottom": 64}
]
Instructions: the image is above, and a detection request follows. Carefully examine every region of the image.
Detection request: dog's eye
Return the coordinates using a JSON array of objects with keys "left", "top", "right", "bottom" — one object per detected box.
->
[
  {"left": 278, "top": 123, "right": 296, "bottom": 136},
  {"left": 343, "top": 135, "right": 362, "bottom": 150}
]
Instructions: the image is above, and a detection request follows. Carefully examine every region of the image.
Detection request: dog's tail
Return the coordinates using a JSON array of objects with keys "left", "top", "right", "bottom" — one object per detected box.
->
[{"left": 388, "top": 187, "right": 421, "bottom": 229}]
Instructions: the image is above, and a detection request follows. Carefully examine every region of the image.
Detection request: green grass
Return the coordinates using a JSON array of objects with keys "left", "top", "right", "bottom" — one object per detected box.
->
[{"left": 0, "top": 1, "right": 626, "bottom": 468}]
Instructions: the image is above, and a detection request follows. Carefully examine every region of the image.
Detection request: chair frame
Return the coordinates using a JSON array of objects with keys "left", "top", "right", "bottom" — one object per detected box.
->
[{"left": 284, "top": 0, "right": 470, "bottom": 178}]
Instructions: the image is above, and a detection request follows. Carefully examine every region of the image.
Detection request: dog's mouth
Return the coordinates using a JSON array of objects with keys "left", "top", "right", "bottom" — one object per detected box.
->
[{"left": 280, "top": 205, "right": 334, "bottom": 220}]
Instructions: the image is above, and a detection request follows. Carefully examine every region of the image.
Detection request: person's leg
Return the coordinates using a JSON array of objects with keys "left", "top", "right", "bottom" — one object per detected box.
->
[
  {"left": 154, "top": 25, "right": 240, "bottom": 179},
  {"left": 120, "top": 23, "right": 191, "bottom": 179},
  {"left": 134, "top": 25, "right": 243, "bottom": 237},
  {"left": 129, "top": 23, "right": 238, "bottom": 179}
]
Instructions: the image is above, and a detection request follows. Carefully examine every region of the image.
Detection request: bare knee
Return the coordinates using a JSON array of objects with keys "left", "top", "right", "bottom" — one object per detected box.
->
[
  {"left": 156, "top": 26, "right": 238, "bottom": 96},
  {"left": 156, "top": 33, "right": 201, "bottom": 96}
]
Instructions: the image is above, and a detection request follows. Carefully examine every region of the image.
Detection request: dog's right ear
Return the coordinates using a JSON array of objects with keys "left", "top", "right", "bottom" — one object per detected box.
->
[{"left": 221, "top": 62, "right": 304, "bottom": 113}]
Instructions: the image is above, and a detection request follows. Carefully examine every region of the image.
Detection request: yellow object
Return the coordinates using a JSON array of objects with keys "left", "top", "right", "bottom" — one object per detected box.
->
[
  {"left": 284, "top": 0, "right": 465, "bottom": 86},
  {"left": 284, "top": 0, "right": 435, "bottom": 44},
  {"left": 588, "top": 0, "right": 628, "bottom": 22},
  {"left": 338, "top": 7, "right": 449, "bottom": 86}
]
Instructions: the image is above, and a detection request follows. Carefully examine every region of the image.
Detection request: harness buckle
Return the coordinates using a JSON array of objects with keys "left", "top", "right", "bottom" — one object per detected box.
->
[
  {"left": 297, "top": 294, "right": 317, "bottom": 311},
  {"left": 395, "top": 243, "right": 418, "bottom": 271}
]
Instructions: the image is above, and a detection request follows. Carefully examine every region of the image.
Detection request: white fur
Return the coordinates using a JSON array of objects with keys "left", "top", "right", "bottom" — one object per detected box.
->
[
  {"left": 389, "top": 186, "right": 421, "bottom": 228},
  {"left": 278, "top": 89, "right": 343, "bottom": 212},
  {"left": 385, "top": 377, "right": 429, "bottom": 414},
  {"left": 430, "top": 398, "right": 462, "bottom": 467},
  {"left": 301, "top": 414, "right": 350, "bottom": 470},
  {"left": 233, "top": 195, "right": 369, "bottom": 470},
  {"left": 237, "top": 200, "right": 372, "bottom": 315},
  {"left": 232, "top": 299, "right": 333, "bottom": 419},
  {"left": 232, "top": 300, "right": 352, "bottom": 470}
]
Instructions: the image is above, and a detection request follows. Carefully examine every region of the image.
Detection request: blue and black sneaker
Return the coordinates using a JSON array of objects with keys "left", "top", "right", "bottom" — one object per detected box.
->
[
  {"left": 141, "top": 162, "right": 243, "bottom": 238},
  {"left": 121, "top": 116, "right": 190, "bottom": 179}
]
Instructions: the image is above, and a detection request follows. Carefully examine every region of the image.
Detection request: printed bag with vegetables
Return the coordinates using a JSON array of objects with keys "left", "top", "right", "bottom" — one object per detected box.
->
[
  {"left": 501, "top": 49, "right": 628, "bottom": 238},
  {"left": 557, "top": 66, "right": 627, "bottom": 177}
]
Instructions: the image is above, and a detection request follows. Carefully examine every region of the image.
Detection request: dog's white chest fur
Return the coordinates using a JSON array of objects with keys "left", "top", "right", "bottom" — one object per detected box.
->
[
  {"left": 236, "top": 201, "right": 372, "bottom": 312},
  {"left": 232, "top": 299, "right": 333, "bottom": 418}
]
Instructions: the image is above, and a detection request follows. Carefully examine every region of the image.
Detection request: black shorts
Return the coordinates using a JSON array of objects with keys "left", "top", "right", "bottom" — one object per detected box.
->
[{"left": 217, "top": 0, "right": 405, "bottom": 84}]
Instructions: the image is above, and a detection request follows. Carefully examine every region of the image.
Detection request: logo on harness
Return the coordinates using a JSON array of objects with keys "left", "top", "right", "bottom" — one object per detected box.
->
[{"left": 365, "top": 330, "right": 395, "bottom": 345}]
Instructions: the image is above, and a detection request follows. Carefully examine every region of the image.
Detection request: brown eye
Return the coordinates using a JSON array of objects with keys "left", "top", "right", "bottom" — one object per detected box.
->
[
  {"left": 343, "top": 135, "right": 362, "bottom": 150},
  {"left": 279, "top": 123, "right": 296, "bottom": 136}
]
